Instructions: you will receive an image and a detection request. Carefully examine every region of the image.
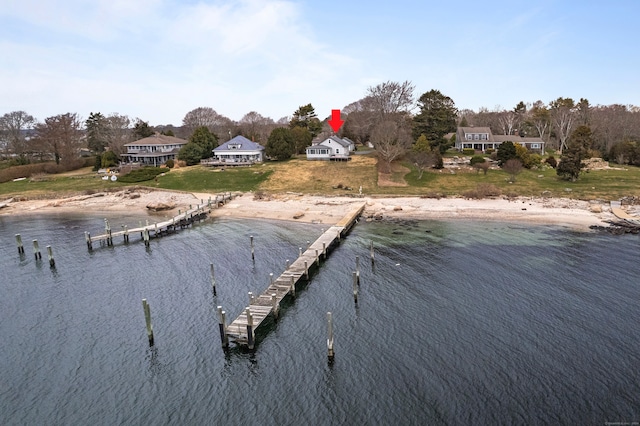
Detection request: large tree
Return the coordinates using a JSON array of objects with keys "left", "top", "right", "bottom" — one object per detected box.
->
[
  {"left": 366, "top": 80, "right": 415, "bottom": 117},
  {"left": 133, "top": 119, "right": 154, "bottom": 140},
  {"left": 265, "top": 127, "right": 295, "bottom": 160},
  {"left": 549, "top": 97, "right": 576, "bottom": 153},
  {"left": 189, "top": 126, "right": 218, "bottom": 159},
  {"left": 289, "top": 104, "right": 322, "bottom": 138},
  {"left": 239, "top": 111, "right": 275, "bottom": 143},
  {"left": 412, "top": 89, "right": 457, "bottom": 151},
  {"left": 0, "top": 110, "right": 36, "bottom": 155},
  {"left": 496, "top": 141, "right": 517, "bottom": 166},
  {"left": 34, "top": 113, "right": 83, "bottom": 165},
  {"left": 290, "top": 126, "right": 312, "bottom": 155},
  {"left": 85, "top": 112, "right": 108, "bottom": 153},
  {"left": 528, "top": 101, "right": 550, "bottom": 142},
  {"left": 371, "top": 119, "right": 413, "bottom": 173},
  {"left": 104, "top": 114, "right": 132, "bottom": 156}
]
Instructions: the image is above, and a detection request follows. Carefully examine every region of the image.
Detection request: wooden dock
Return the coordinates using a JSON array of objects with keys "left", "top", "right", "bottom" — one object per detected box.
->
[
  {"left": 85, "top": 192, "right": 234, "bottom": 249},
  {"left": 221, "top": 202, "right": 366, "bottom": 348}
]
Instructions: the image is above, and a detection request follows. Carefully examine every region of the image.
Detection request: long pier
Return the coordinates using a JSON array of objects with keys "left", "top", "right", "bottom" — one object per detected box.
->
[
  {"left": 85, "top": 192, "right": 234, "bottom": 249},
  {"left": 220, "top": 202, "right": 366, "bottom": 348}
]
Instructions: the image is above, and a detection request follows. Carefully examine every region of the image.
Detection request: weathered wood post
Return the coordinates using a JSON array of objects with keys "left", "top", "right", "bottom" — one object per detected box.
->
[
  {"left": 85, "top": 232, "right": 93, "bottom": 251},
  {"left": 143, "top": 228, "right": 150, "bottom": 248},
  {"left": 15, "top": 234, "right": 24, "bottom": 255},
  {"left": 269, "top": 273, "right": 274, "bottom": 286},
  {"left": 304, "top": 261, "right": 309, "bottom": 280},
  {"left": 322, "top": 242, "right": 326, "bottom": 259},
  {"left": 290, "top": 275, "right": 296, "bottom": 297},
  {"left": 210, "top": 263, "right": 217, "bottom": 296},
  {"left": 285, "top": 259, "right": 290, "bottom": 269},
  {"left": 250, "top": 236, "right": 255, "bottom": 261},
  {"left": 271, "top": 293, "right": 279, "bottom": 319},
  {"left": 123, "top": 225, "right": 129, "bottom": 243},
  {"left": 248, "top": 291, "right": 254, "bottom": 305},
  {"left": 352, "top": 271, "right": 358, "bottom": 303},
  {"left": 327, "top": 312, "right": 335, "bottom": 361},
  {"left": 33, "top": 239, "right": 42, "bottom": 260},
  {"left": 356, "top": 256, "right": 360, "bottom": 284},
  {"left": 370, "top": 240, "right": 375, "bottom": 263},
  {"left": 299, "top": 247, "right": 302, "bottom": 257},
  {"left": 246, "top": 307, "right": 254, "bottom": 350},
  {"left": 46, "top": 245, "right": 55, "bottom": 268},
  {"left": 315, "top": 249, "right": 320, "bottom": 266},
  {"left": 142, "top": 299, "right": 154, "bottom": 346},
  {"left": 154, "top": 223, "right": 158, "bottom": 237},
  {"left": 337, "top": 230, "right": 341, "bottom": 242},
  {"left": 217, "top": 306, "right": 228, "bottom": 349}
]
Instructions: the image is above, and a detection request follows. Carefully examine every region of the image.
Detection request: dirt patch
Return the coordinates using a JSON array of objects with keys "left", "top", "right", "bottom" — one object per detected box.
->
[{"left": 378, "top": 163, "right": 410, "bottom": 187}]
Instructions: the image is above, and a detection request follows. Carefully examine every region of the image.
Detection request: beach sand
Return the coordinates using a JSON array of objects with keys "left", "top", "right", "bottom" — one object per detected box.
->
[{"left": 0, "top": 188, "right": 615, "bottom": 230}]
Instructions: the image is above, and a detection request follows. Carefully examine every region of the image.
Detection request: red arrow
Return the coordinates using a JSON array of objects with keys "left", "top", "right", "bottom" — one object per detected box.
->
[{"left": 327, "top": 109, "right": 344, "bottom": 133}]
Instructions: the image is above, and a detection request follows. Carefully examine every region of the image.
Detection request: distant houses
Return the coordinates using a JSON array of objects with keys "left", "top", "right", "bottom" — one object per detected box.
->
[
  {"left": 456, "top": 127, "right": 544, "bottom": 153},
  {"left": 122, "top": 133, "right": 187, "bottom": 166},
  {"left": 305, "top": 136, "right": 355, "bottom": 161}
]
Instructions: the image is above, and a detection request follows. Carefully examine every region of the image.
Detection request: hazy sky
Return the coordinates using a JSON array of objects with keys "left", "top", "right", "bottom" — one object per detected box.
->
[{"left": 1, "top": 0, "right": 638, "bottom": 126}]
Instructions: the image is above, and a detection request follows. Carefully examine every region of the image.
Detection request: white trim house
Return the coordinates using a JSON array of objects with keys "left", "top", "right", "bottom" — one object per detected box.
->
[
  {"left": 456, "top": 127, "right": 544, "bottom": 153},
  {"left": 212, "top": 136, "right": 264, "bottom": 163},
  {"left": 306, "top": 136, "right": 353, "bottom": 161},
  {"left": 122, "top": 133, "right": 188, "bottom": 166}
]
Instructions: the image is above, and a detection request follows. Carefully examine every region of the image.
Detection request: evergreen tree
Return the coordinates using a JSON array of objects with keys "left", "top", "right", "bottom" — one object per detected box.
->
[
  {"left": 412, "top": 89, "right": 458, "bottom": 151},
  {"left": 496, "top": 141, "right": 517, "bottom": 166},
  {"left": 133, "top": 119, "right": 154, "bottom": 140},
  {"left": 290, "top": 126, "right": 312, "bottom": 154},
  {"left": 289, "top": 104, "right": 322, "bottom": 137},
  {"left": 177, "top": 142, "right": 204, "bottom": 166},
  {"left": 266, "top": 127, "right": 295, "bottom": 160},
  {"left": 86, "top": 112, "right": 108, "bottom": 153},
  {"left": 189, "top": 126, "right": 218, "bottom": 159}
]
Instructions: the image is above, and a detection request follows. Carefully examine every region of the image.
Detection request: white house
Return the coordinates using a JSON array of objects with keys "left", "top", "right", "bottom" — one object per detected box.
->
[
  {"left": 122, "top": 133, "right": 188, "bottom": 166},
  {"left": 306, "top": 136, "right": 353, "bottom": 161},
  {"left": 211, "top": 135, "right": 265, "bottom": 163}
]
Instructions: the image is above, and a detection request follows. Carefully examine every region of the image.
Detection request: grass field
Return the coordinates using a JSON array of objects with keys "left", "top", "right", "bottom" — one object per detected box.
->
[{"left": 1, "top": 154, "right": 640, "bottom": 201}]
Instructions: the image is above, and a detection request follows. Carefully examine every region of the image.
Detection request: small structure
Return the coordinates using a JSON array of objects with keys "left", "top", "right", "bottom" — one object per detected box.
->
[
  {"left": 456, "top": 127, "right": 544, "bottom": 153},
  {"left": 202, "top": 136, "right": 264, "bottom": 166},
  {"left": 122, "top": 133, "right": 188, "bottom": 166},
  {"left": 306, "top": 135, "right": 354, "bottom": 161}
]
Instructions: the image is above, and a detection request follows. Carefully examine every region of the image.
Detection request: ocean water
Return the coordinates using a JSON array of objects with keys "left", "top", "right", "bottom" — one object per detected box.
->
[{"left": 1, "top": 212, "right": 639, "bottom": 425}]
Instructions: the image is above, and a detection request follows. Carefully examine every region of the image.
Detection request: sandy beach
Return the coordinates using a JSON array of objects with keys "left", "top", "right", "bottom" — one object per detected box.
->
[{"left": 0, "top": 188, "right": 617, "bottom": 230}]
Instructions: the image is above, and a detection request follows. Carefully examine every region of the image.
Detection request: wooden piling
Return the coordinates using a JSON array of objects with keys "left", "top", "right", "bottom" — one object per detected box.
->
[
  {"left": 327, "top": 312, "right": 335, "bottom": 361},
  {"left": 250, "top": 236, "right": 255, "bottom": 261},
  {"left": 315, "top": 249, "right": 320, "bottom": 266},
  {"left": 370, "top": 240, "right": 375, "bottom": 263},
  {"left": 142, "top": 299, "right": 154, "bottom": 346},
  {"left": 290, "top": 275, "right": 295, "bottom": 297},
  {"left": 299, "top": 247, "right": 302, "bottom": 257},
  {"left": 246, "top": 307, "right": 254, "bottom": 350},
  {"left": 123, "top": 225, "right": 129, "bottom": 243},
  {"left": 248, "top": 291, "right": 254, "bottom": 305},
  {"left": 210, "top": 263, "right": 217, "bottom": 296},
  {"left": 143, "top": 228, "right": 150, "bottom": 248},
  {"left": 269, "top": 273, "right": 274, "bottom": 286},
  {"left": 85, "top": 232, "right": 93, "bottom": 251},
  {"left": 33, "top": 239, "right": 42, "bottom": 260},
  {"left": 217, "top": 306, "right": 228, "bottom": 348},
  {"left": 285, "top": 259, "right": 290, "bottom": 269},
  {"left": 356, "top": 256, "right": 360, "bottom": 284},
  {"left": 304, "top": 260, "right": 309, "bottom": 280},
  {"left": 322, "top": 242, "right": 326, "bottom": 259},
  {"left": 15, "top": 234, "right": 24, "bottom": 254},
  {"left": 271, "top": 293, "right": 279, "bottom": 319},
  {"left": 46, "top": 245, "right": 55, "bottom": 268},
  {"left": 352, "top": 271, "right": 358, "bottom": 303}
]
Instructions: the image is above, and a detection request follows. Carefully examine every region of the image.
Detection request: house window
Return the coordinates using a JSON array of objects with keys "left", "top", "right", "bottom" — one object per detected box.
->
[
  {"left": 466, "top": 134, "right": 472, "bottom": 140},
  {"left": 474, "top": 134, "right": 479, "bottom": 140},
  {"left": 481, "top": 134, "right": 487, "bottom": 140},
  {"left": 531, "top": 144, "right": 540, "bottom": 149},
  {"left": 336, "top": 149, "right": 340, "bottom": 154}
]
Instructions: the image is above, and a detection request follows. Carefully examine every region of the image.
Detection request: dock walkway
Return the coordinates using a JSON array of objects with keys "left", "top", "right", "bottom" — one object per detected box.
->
[
  {"left": 222, "top": 202, "right": 366, "bottom": 348},
  {"left": 85, "top": 192, "right": 234, "bottom": 249}
]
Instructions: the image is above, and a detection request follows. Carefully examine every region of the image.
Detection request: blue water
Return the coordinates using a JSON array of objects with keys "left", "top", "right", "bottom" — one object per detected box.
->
[{"left": 1, "top": 213, "right": 639, "bottom": 425}]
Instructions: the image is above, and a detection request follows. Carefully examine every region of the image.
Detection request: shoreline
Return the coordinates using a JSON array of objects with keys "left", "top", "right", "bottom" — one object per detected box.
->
[{"left": 0, "top": 189, "right": 616, "bottom": 230}]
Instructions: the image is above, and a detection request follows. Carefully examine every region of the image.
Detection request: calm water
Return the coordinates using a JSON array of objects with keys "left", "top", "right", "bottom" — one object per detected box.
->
[{"left": 1, "top": 212, "right": 639, "bottom": 425}]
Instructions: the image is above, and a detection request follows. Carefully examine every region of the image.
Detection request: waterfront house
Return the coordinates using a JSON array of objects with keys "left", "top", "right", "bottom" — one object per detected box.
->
[
  {"left": 205, "top": 135, "right": 264, "bottom": 165},
  {"left": 306, "top": 136, "right": 353, "bottom": 161},
  {"left": 456, "top": 127, "right": 544, "bottom": 153},
  {"left": 122, "top": 133, "right": 188, "bottom": 166}
]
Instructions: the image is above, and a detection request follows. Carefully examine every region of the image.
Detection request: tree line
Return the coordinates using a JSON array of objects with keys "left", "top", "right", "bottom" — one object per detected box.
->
[{"left": 2, "top": 82, "right": 639, "bottom": 177}]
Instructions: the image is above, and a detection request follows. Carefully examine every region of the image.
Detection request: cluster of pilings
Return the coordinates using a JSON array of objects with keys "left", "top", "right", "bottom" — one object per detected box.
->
[{"left": 14, "top": 233, "right": 56, "bottom": 268}]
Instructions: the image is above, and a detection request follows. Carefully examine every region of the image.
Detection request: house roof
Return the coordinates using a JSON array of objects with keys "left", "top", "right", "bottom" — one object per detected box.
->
[
  {"left": 314, "top": 135, "right": 350, "bottom": 148},
  {"left": 459, "top": 127, "right": 492, "bottom": 134},
  {"left": 214, "top": 135, "right": 265, "bottom": 151},
  {"left": 125, "top": 133, "right": 187, "bottom": 146},
  {"left": 493, "top": 135, "right": 544, "bottom": 143}
]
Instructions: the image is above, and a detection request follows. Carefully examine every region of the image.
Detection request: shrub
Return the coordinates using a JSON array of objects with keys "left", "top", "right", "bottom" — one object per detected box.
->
[
  {"left": 165, "top": 159, "right": 175, "bottom": 168},
  {"left": 485, "top": 148, "right": 494, "bottom": 155},
  {"left": 463, "top": 183, "right": 501, "bottom": 199},
  {"left": 545, "top": 155, "right": 557, "bottom": 168},
  {"left": 462, "top": 148, "right": 475, "bottom": 156},
  {"left": 118, "top": 166, "right": 168, "bottom": 183},
  {"left": 469, "top": 155, "right": 486, "bottom": 165}
]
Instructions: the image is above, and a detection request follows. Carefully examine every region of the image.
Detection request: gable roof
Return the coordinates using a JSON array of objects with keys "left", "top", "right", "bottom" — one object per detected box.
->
[
  {"left": 125, "top": 133, "right": 187, "bottom": 146},
  {"left": 315, "top": 135, "right": 350, "bottom": 148},
  {"left": 214, "top": 135, "right": 265, "bottom": 151}
]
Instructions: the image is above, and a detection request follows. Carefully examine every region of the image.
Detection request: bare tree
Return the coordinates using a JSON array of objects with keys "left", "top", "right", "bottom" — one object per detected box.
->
[
  {"left": 371, "top": 119, "right": 413, "bottom": 173},
  {"left": 528, "top": 101, "right": 550, "bottom": 142},
  {"left": 182, "top": 107, "right": 235, "bottom": 139},
  {"left": 366, "top": 80, "right": 415, "bottom": 117},
  {"left": 497, "top": 110, "right": 518, "bottom": 135},
  {"left": 0, "top": 110, "right": 36, "bottom": 155},
  {"left": 238, "top": 111, "right": 275, "bottom": 143},
  {"left": 33, "top": 113, "right": 83, "bottom": 165},
  {"left": 104, "top": 114, "right": 132, "bottom": 156},
  {"left": 549, "top": 97, "right": 576, "bottom": 153},
  {"left": 503, "top": 158, "right": 523, "bottom": 182}
]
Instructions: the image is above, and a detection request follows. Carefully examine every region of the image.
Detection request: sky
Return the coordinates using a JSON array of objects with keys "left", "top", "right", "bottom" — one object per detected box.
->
[{"left": 1, "top": 0, "right": 638, "bottom": 126}]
